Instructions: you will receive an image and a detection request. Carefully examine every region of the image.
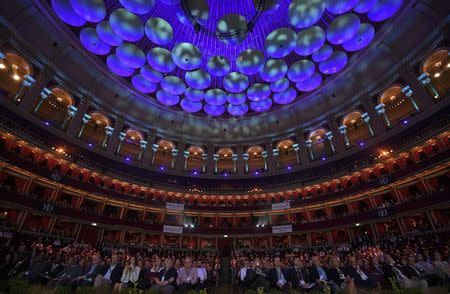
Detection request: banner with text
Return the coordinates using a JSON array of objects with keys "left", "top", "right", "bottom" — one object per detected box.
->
[
  {"left": 272, "top": 201, "right": 290, "bottom": 211},
  {"left": 166, "top": 202, "right": 185, "bottom": 211},
  {"left": 163, "top": 225, "right": 183, "bottom": 234},
  {"left": 272, "top": 225, "right": 293, "bottom": 234}
]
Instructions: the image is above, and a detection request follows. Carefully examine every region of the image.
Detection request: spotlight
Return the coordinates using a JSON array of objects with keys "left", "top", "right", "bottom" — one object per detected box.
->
[
  {"left": 88, "top": 143, "right": 93, "bottom": 147},
  {"left": 12, "top": 74, "right": 20, "bottom": 80},
  {"left": 91, "top": 222, "right": 97, "bottom": 226},
  {"left": 359, "top": 142, "right": 365, "bottom": 147},
  {"left": 321, "top": 157, "right": 326, "bottom": 161},
  {"left": 0, "top": 63, "right": 5, "bottom": 69},
  {"left": 224, "top": 235, "right": 228, "bottom": 238},
  {"left": 224, "top": 172, "right": 228, "bottom": 177},
  {"left": 190, "top": 224, "right": 194, "bottom": 228},
  {"left": 402, "top": 120, "right": 408, "bottom": 125},
  {"left": 160, "top": 166, "right": 165, "bottom": 170},
  {"left": 287, "top": 166, "right": 292, "bottom": 170},
  {"left": 44, "top": 121, "right": 50, "bottom": 126},
  {"left": 193, "top": 170, "right": 198, "bottom": 175},
  {"left": 184, "top": 224, "right": 188, "bottom": 228},
  {"left": 433, "top": 73, "right": 440, "bottom": 78},
  {"left": 256, "top": 224, "right": 260, "bottom": 227},
  {"left": 125, "top": 157, "right": 131, "bottom": 161},
  {"left": 262, "top": 224, "right": 265, "bottom": 227},
  {"left": 355, "top": 223, "right": 361, "bottom": 227},
  {"left": 255, "top": 171, "right": 259, "bottom": 175}
]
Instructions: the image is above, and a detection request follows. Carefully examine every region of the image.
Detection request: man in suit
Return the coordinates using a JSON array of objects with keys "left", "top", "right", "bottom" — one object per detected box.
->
[
  {"left": 290, "top": 257, "right": 313, "bottom": 291},
  {"left": 151, "top": 257, "right": 178, "bottom": 294},
  {"left": 43, "top": 256, "right": 64, "bottom": 283},
  {"left": 95, "top": 253, "right": 123, "bottom": 288},
  {"left": 48, "top": 256, "right": 84, "bottom": 287},
  {"left": 74, "top": 253, "right": 104, "bottom": 288},
  {"left": 137, "top": 258, "right": 153, "bottom": 290},
  {"left": 268, "top": 256, "right": 290, "bottom": 290},
  {"left": 327, "top": 257, "right": 347, "bottom": 290},
  {"left": 382, "top": 254, "right": 428, "bottom": 293},
  {"left": 177, "top": 257, "right": 198, "bottom": 293},
  {"left": 346, "top": 256, "right": 371, "bottom": 290}
]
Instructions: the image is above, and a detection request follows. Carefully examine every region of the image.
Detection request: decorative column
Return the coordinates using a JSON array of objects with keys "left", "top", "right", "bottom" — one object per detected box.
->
[
  {"left": 261, "top": 151, "right": 268, "bottom": 171},
  {"left": 116, "top": 132, "right": 126, "bottom": 154},
  {"left": 77, "top": 113, "right": 91, "bottom": 138},
  {"left": 102, "top": 126, "right": 114, "bottom": 149},
  {"left": 237, "top": 146, "right": 244, "bottom": 175},
  {"left": 106, "top": 117, "right": 125, "bottom": 153},
  {"left": 243, "top": 153, "right": 249, "bottom": 174},
  {"left": 33, "top": 87, "right": 52, "bottom": 113},
  {"left": 375, "top": 103, "right": 391, "bottom": 128},
  {"left": 66, "top": 96, "right": 92, "bottom": 137},
  {"left": 401, "top": 85, "right": 420, "bottom": 113},
  {"left": 273, "top": 148, "right": 279, "bottom": 169},
  {"left": 418, "top": 72, "right": 440, "bottom": 99},
  {"left": 18, "top": 66, "right": 54, "bottom": 112},
  {"left": 325, "top": 131, "right": 336, "bottom": 154},
  {"left": 12, "top": 74, "right": 35, "bottom": 103},
  {"left": 183, "top": 150, "right": 189, "bottom": 171},
  {"left": 213, "top": 154, "right": 219, "bottom": 174},
  {"left": 61, "top": 105, "right": 77, "bottom": 130},
  {"left": 292, "top": 143, "right": 300, "bottom": 164},
  {"left": 232, "top": 154, "right": 238, "bottom": 174},
  {"left": 150, "top": 143, "right": 159, "bottom": 165},
  {"left": 138, "top": 140, "right": 147, "bottom": 161},
  {"left": 338, "top": 125, "right": 350, "bottom": 147},
  {"left": 265, "top": 142, "right": 275, "bottom": 171},
  {"left": 305, "top": 140, "right": 313, "bottom": 161},
  {"left": 361, "top": 112, "right": 375, "bottom": 137},
  {"left": 171, "top": 149, "right": 178, "bottom": 169},
  {"left": 207, "top": 146, "right": 214, "bottom": 175},
  {"left": 201, "top": 153, "right": 207, "bottom": 174}
]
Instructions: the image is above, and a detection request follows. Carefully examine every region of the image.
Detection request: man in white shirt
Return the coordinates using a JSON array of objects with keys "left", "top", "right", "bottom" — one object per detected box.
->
[
  {"left": 239, "top": 260, "right": 250, "bottom": 282},
  {"left": 196, "top": 260, "right": 207, "bottom": 289},
  {"left": 177, "top": 257, "right": 198, "bottom": 292}
]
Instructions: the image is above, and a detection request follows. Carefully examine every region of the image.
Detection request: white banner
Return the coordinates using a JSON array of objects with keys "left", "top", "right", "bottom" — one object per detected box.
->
[
  {"left": 163, "top": 225, "right": 183, "bottom": 234},
  {"left": 272, "top": 225, "right": 293, "bottom": 234},
  {"left": 166, "top": 202, "right": 185, "bottom": 211},
  {"left": 272, "top": 201, "right": 290, "bottom": 211}
]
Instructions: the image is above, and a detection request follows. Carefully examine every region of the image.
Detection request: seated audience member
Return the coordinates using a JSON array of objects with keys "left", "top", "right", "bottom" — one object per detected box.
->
[
  {"left": 369, "top": 257, "right": 385, "bottom": 288},
  {"left": 25, "top": 254, "right": 51, "bottom": 284},
  {"left": 308, "top": 256, "right": 330, "bottom": 291},
  {"left": 151, "top": 257, "right": 178, "bottom": 294},
  {"left": 346, "top": 256, "right": 371, "bottom": 289},
  {"left": 74, "top": 253, "right": 104, "bottom": 288},
  {"left": 48, "top": 256, "right": 84, "bottom": 287},
  {"left": 382, "top": 254, "right": 428, "bottom": 293},
  {"left": 43, "top": 256, "right": 64, "bottom": 282},
  {"left": 269, "top": 256, "right": 290, "bottom": 290},
  {"left": 177, "top": 257, "right": 198, "bottom": 293},
  {"left": 196, "top": 260, "right": 208, "bottom": 289},
  {"left": 118, "top": 256, "right": 140, "bottom": 291},
  {"left": 327, "top": 257, "right": 348, "bottom": 290},
  {"left": 238, "top": 259, "right": 251, "bottom": 286},
  {"left": 137, "top": 258, "right": 153, "bottom": 290},
  {"left": 290, "top": 257, "right": 312, "bottom": 290},
  {"left": 95, "top": 253, "right": 123, "bottom": 289},
  {"left": 432, "top": 252, "right": 450, "bottom": 281}
]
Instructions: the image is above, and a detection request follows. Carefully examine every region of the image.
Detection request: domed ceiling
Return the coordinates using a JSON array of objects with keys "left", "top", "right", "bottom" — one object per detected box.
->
[{"left": 51, "top": 0, "right": 404, "bottom": 117}]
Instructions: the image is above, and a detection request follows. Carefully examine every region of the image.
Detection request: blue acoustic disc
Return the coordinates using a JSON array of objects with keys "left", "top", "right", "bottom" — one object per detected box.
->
[
  {"left": 132, "top": 74, "right": 157, "bottom": 93},
  {"left": 119, "top": 0, "right": 155, "bottom": 15},
  {"left": 228, "top": 103, "right": 249, "bottom": 116},
  {"left": 207, "top": 55, "right": 230, "bottom": 77},
  {"left": 70, "top": 0, "right": 106, "bottom": 23},
  {"left": 289, "top": 0, "right": 326, "bottom": 29},
  {"left": 295, "top": 72, "right": 322, "bottom": 91},
  {"left": 147, "top": 47, "right": 176, "bottom": 73},
  {"left": 185, "top": 69, "right": 211, "bottom": 90},
  {"left": 287, "top": 59, "right": 315, "bottom": 82},
  {"left": 161, "top": 75, "right": 186, "bottom": 95},
  {"left": 116, "top": 43, "right": 146, "bottom": 68},
  {"left": 325, "top": 0, "right": 359, "bottom": 14},
  {"left": 326, "top": 13, "right": 360, "bottom": 45},
  {"left": 273, "top": 87, "right": 297, "bottom": 104},
  {"left": 354, "top": 0, "right": 378, "bottom": 13},
  {"left": 96, "top": 21, "right": 123, "bottom": 46},
  {"left": 106, "top": 54, "right": 135, "bottom": 77},
  {"left": 265, "top": 28, "right": 297, "bottom": 58},
  {"left": 227, "top": 92, "right": 247, "bottom": 105},
  {"left": 216, "top": 14, "right": 248, "bottom": 45},
  {"left": 79, "top": 27, "right": 110, "bottom": 55},
  {"left": 270, "top": 78, "right": 290, "bottom": 93},
  {"left": 156, "top": 90, "right": 180, "bottom": 106},
  {"left": 52, "top": 0, "right": 86, "bottom": 26},
  {"left": 236, "top": 49, "right": 265, "bottom": 75},
  {"left": 109, "top": 8, "right": 144, "bottom": 42},
  {"left": 342, "top": 23, "right": 375, "bottom": 52},
  {"left": 295, "top": 25, "right": 326, "bottom": 56},
  {"left": 185, "top": 87, "right": 204, "bottom": 102},
  {"left": 312, "top": 45, "right": 333, "bottom": 62},
  {"left": 368, "top": 0, "right": 403, "bottom": 22},
  {"left": 204, "top": 104, "right": 225, "bottom": 116},
  {"left": 319, "top": 51, "right": 348, "bottom": 74},
  {"left": 172, "top": 42, "right": 202, "bottom": 70},
  {"left": 260, "top": 59, "right": 288, "bottom": 82},
  {"left": 181, "top": 98, "right": 202, "bottom": 113},
  {"left": 204, "top": 88, "right": 227, "bottom": 106},
  {"left": 145, "top": 17, "right": 173, "bottom": 45},
  {"left": 223, "top": 72, "right": 249, "bottom": 93},
  {"left": 247, "top": 83, "right": 271, "bottom": 102},
  {"left": 140, "top": 65, "right": 163, "bottom": 82},
  {"left": 250, "top": 99, "right": 273, "bottom": 112}
]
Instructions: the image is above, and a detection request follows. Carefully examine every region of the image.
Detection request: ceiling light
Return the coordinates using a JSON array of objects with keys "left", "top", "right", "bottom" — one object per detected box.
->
[
  {"left": 12, "top": 64, "right": 18, "bottom": 69},
  {"left": 446, "top": 63, "right": 450, "bottom": 68},
  {"left": 131, "top": 136, "right": 135, "bottom": 140},
  {"left": 283, "top": 145, "right": 288, "bottom": 149},
  {"left": 12, "top": 74, "right": 20, "bottom": 81},
  {"left": 96, "top": 120, "right": 101, "bottom": 124},
  {"left": 92, "top": 222, "right": 97, "bottom": 226},
  {"left": 434, "top": 73, "right": 440, "bottom": 78},
  {"left": 163, "top": 146, "right": 168, "bottom": 150},
  {"left": 224, "top": 235, "right": 228, "bottom": 238},
  {"left": 0, "top": 63, "right": 5, "bottom": 69},
  {"left": 351, "top": 119, "right": 356, "bottom": 123},
  {"left": 253, "top": 152, "right": 257, "bottom": 155},
  {"left": 56, "top": 97, "right": 62, "bottom": 102}
]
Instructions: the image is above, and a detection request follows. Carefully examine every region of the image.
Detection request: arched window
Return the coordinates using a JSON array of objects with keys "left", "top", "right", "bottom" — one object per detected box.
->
[
  {"left": 186, "top": 146, "right": 205, "bottom": 173},
  {"left": 246, "top": 145, "right": 265, "bottom": 172},
  {"left": 217, "top": 147, "right": 234, "bottom": 174},
  {"left": 0, "top": 53, "right": 32, "bottom": 100},
  {"left": 154, "top": 139, "right": 175, "bottom": 168},
  {"left": 119, "top": 129, "right": 143, "bottom": 160},
  {"left": 81, "top": 112, "right": 111, "bottom": 148},
  {"left": 308, "top": 128, "right": 332, "bottom": 160},
  {"left": 379, "top": 85, "right": 416, "bottom": 126},
  {"left": 34, "top": 87, "right": 73, "bottom": 128},
  {"left": 277, "top": 139, "right": 296, "bottom": 168},
  {"left": 342, "top": 111, "right": 371, "bottom": 145},
  {"left": 422, "top": 49, "right": 449, "bottom": 98}
]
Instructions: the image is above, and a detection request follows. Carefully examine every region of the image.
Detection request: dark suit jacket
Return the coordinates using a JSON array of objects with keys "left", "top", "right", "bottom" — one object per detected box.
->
[
  {"left": 45, "top": 263, "right": 64, "bottom": 279},
  {"left": 103, "top": 263, "right": 123, "bottom": 284},
  {"left": 84, "top": 264, "right": 105, "bottom": 280},
  {"left": 401, "top": 265, "right": 424, "bottom": 279},
  {"left": 157, "top": 267, "right": 178, "bottom": 287},
  {"left": 268, "top": 267, "right": 290, "bottom": 288},
  {"left": 289, "top": 267, "right": 310, "bottom": 287},
  {"left": 327, "top": 267, "right": 346, "bottom": 287},
  {"left": 308, "top": 266, "right": 328, "bottom": 283}
]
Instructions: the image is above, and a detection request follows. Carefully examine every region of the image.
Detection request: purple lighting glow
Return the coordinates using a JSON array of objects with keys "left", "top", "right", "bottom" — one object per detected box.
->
[
  {"left": 88, "top": 143, "right": 93, "bottom": 147},
  {"left": 402, "top": 120, "right": 408, "bottom": 125},
  {"left": 359, "top": 142, "right": 365, "bottom": 147},
  {"left": 160, "top": 166, "right": 165, "bottom": 170},
  {"left": 321, "top": 157, "right": 326, "bottom": 161},
  {"left": 287, "top": 166, "right": 292, "bottom": 170},
  {"left": 44, "top": 121, "right": 50, "bottom": 126},
  {"left": 125, "top": 157, "right": 131, "bottom": 161}
]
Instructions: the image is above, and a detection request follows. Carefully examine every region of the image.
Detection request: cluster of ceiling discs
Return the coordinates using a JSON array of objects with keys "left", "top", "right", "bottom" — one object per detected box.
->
[{"left": 51, "top": 0, "right": 404, "bottom": 117}]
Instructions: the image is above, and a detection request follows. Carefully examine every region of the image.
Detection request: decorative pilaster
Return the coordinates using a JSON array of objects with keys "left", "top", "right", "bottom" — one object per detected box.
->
[
  {"left": 102, "top": 126, "right": 114, "bottom": 149},
  {"left": 338, "top": 125, "right": 350, "bottom": 147},
  {"left": 77, "top": 113, "right": 91, "bottom": 138},
  {"left": 243, "top": 153, "right": 249, "bottom": 174},
  {"left": 327, "top": 117, "right": 346, "bottom": 153},
  {"left": 201, "top": 153, "right": 207, "bottom": 174},
  {"left": 236, "top": 146, "right": 244, "bottom": 175},
  {"left": 375, "top": 103, "right": 391, "bottom": 128},
  {"left": 418, "top": 72, "right": 440, "bottom": 100},
  {"left": 207, "top": 146, "right": 215, "bottom": 175},
  {"left": 151, "top": 143, "right": 159, "bottom": 165},
  {"left": 325, "top": 131, "right": 336, "bottom": 154},
  {"left": 171, "top": 149, "right": 178, "bottom": 169},
  {"left": 18, "top": 67, "right": 54, "bottom": 112},
  {"left": 33, "top": 87, "right": 52, "bottom": 113},
  {"left": 305, "top": 140, "right": 313, "bottom": 161},
  {"left": 261, "top": 150, "right": 268, "bottom": 171},
  {"left": 138, "top": 140, "right": 147, "bottom": 161},
  {"left": 362, "top": 97, "right": 386, "bottom": 135},
  {"left": 61, "top": 105, "right": 77, "bottom": 130},
  {"left": 292, "top": 143, "right": 300, "bottom": 164},
  {"left": 12, "top": 74, "right": 35, "bottom": 103},
  {"left": 361, "top": 112, "right": 374, "bottom": 137},
  {"left": 106, "top": 117, "right": 125, "bottom": 153},
  {"left": 183, "top": 150, "right": 189, "bottom": 171},
  {"left": 116, "top": 132, "right": 126, "bottom": 154},
  {"left": 66, "top": 96, "right": 92, "bottom": 137},
  {"left": 213, "top": 154, "right": 219, "bottom": 174}
]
